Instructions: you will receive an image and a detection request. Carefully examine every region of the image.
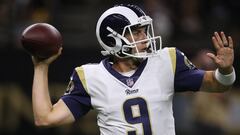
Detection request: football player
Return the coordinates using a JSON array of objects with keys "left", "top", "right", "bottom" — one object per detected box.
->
[{"left": 31, "top": 4, "right": 235, "bottom": 135}]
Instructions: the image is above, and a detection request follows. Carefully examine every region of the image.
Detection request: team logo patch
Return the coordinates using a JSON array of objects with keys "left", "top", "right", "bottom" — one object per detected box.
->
[
  {"left": 184, "top": 56, "right": 195, "bottom": 69},
  {"left": 180, "top": 51, "right": 195, "bottom": 69},
  {"left": 64, "top": 80, "right": 74, "bottom": 95},
  {"left": 126, "top": 78, "right": 134, "bottom": 87}
]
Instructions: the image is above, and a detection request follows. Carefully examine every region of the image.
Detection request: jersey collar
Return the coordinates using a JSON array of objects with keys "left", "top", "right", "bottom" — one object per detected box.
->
[{"left": 102, "top": 57, "right": 148, "bottom": 88}]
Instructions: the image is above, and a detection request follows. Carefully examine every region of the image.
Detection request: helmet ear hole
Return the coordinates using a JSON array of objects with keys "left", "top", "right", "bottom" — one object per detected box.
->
[{"left": 108, "top": 38, "right": 117, "bottom": 47}]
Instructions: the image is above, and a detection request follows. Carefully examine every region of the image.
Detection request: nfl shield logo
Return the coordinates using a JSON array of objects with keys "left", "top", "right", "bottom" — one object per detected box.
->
[{"left": 126, "top": 78, "right": 134, "bottom": 87}]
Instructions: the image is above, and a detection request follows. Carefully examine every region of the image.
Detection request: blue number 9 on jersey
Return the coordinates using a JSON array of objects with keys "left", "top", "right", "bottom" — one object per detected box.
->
[{"left": 123, "top": 97, "right": 152, "bottom": 135}]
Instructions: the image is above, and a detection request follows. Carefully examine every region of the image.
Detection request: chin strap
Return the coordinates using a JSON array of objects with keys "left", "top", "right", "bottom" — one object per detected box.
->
[{"left": 101, "top": 51, "right": 110, "bottom": 56}]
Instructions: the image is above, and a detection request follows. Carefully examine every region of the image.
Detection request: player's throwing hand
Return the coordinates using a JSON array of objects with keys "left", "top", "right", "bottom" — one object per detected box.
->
[{"left": 32, "top": 47, "right": 63, "bottom": 66}]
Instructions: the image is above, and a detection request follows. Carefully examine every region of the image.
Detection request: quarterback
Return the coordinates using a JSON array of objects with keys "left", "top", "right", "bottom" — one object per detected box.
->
[{"left": 31, "top": 4, "right": 235, "bottom": 135}]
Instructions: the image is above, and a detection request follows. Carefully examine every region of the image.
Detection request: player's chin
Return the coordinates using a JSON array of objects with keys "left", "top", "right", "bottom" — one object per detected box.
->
[{"left": 131, "top": 56, "right": 146, "bottom": 65}]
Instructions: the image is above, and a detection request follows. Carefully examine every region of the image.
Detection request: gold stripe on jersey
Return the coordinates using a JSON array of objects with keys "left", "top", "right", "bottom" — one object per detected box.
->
[
  {"left": 75, "top": 66, "right": 88, "bottom": 93},
  {"left": 168, "top": 48, "right": 176, "bottom": 74}
]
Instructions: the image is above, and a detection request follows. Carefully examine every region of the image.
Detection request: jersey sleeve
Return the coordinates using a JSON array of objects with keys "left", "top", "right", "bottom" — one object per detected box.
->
[
  {"left": 61, "top": 67, "right": 92, "bottom": 120},
  {"left": 174, "top": 49, "right": 205, "bottom": 92}
]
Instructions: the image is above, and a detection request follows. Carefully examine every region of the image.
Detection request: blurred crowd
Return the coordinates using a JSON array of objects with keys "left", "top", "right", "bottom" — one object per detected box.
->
[{"left": 0, "top": 0, "right": 240, "bottom": 135}]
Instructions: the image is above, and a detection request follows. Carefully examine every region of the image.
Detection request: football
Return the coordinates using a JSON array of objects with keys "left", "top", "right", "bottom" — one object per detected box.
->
[{"left": 21, "top": 23, "right": 62, "bottom": 59}]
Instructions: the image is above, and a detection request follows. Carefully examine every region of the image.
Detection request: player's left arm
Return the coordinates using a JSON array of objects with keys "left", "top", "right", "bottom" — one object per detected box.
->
[{"left": 200, "top": 32, "right": 235, "bottom": 92}]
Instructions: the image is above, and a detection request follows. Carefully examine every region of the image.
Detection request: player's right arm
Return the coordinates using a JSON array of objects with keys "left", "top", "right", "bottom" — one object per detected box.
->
[{"left": 32, "top": 48, "right": 75, "bottom": 126}]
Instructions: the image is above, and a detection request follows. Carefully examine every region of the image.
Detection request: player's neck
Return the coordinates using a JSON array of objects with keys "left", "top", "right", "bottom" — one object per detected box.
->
[{"left": 112, "top": 57, "right": 140, "bottom": 73}]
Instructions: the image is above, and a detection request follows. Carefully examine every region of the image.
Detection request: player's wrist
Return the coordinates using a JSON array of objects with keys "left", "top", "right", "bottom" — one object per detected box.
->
[
  {"left": 34, "top": 63, "right": 49, "bottom": 71},
  {"left": 214, "top": 67, "right": 236, "bottom": 86},
  {"left": 218, "top": 66, "right": 233, "bottom": 75}
]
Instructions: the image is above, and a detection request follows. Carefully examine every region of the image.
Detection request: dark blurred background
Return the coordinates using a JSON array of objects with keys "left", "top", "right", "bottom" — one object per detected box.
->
[{"left": 0, "top": 0, "right": 240, "bottom": 135}]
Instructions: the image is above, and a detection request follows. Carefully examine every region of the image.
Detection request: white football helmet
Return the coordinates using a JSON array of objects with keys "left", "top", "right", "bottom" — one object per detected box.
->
[{"left": 96, "top": 4, "right": 162, "bottom": 58}]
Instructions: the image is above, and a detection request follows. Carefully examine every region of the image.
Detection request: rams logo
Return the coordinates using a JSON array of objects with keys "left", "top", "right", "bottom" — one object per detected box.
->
[
  {"left": 65, "top": 80, "right": 74, "bottom": 95},
  {"left": 181, "top": 52, "right": 195, "bottom": 69},
  {"left": 184, "top": 55, "right": 195, "bottom": 69}
]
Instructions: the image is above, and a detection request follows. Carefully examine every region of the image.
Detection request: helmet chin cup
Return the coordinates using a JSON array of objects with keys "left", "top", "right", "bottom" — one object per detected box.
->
[
  {"left": 122, "top": 45, "right": 130, "bottom": 52},
  {"left": 101, "top": 51, "right": 110, "bottom": 56}
]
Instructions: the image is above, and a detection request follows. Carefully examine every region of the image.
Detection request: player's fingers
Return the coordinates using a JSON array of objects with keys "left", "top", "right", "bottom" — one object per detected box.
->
[
  {"left": 214, "top": 32, "right": 224, "bottom": 48},
  {"left": 59, "top": 47, "right": 63, "bottom": 51},
  {"left": 220, "top": 32, "right": 228, "bottom": 47},
  {"left": 43, "top": 48, "right": 62, "bottom": 64},
  {"left": 31, "top": 56, "right": 37, "bottom": 64},
  {"left": 206, "top": 53, "right": 217, "bottom": 62},
  {"left": 51, "top": 51, "right": 61, "bottom": 60},
  {"left": 56, "top": 47, "right": 63, "bottom": 56},
  {"left": 228, "top": 36, "right": 233, "bottom": 49},
  {"left": 212, "top": 36, "right": 220, "bottom": 50}
]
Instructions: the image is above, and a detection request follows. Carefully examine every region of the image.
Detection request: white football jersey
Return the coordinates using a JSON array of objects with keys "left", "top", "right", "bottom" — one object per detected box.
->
[{"left": 61, "top": 47, "right": 204, "bottom": 135}]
